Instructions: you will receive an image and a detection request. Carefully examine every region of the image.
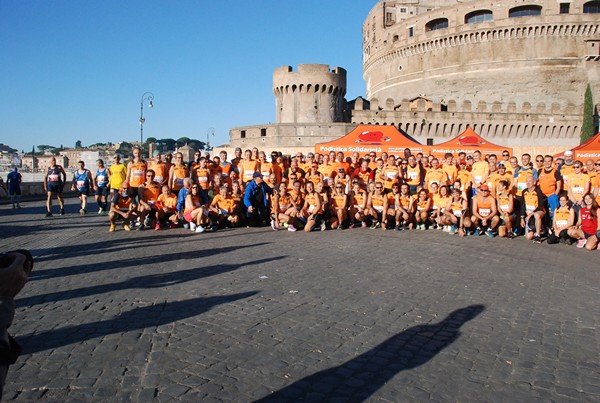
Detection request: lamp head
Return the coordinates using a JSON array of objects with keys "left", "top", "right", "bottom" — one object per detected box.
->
[{"left": 149, "top": 100, "right": 154, "bottom": 108}]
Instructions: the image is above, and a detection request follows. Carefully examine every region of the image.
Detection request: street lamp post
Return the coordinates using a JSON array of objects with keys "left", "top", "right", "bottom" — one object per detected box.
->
[
  {"left": 206, "top": 127, "right": 215, "bottom": 151},
  {"left": 139, "top": 92, "right": 154, "bottom": 158}
]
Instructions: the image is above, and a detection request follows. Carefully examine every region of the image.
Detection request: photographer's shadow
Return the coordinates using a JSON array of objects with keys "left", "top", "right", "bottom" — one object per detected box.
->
[{"left": 257, "top": 304, "right": 485, "bottom": 402}]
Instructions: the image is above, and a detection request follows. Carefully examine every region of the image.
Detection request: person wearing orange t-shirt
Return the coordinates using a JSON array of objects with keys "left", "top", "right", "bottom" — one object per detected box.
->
[
  {"left": 169, "top": 152, "right": 190, "bottom": 195},
  {"left": 209, "top": 185, "right": 239, "bottom": 228},
  {"left": 148, "top": 151, "right": 168, "bottom": 186},
  {"left": 348, "top": 180, "right": 368, "bottom": 228},
  {"left": 471, "top": 184, "right": 499, "bottom": 237},
  {"left": 538, "top": 155, "right": 563, "bottom": 218},
  {"left": 593, "top": 159, "right": 600, "bottom": 205},
  {"left": 319, "top": 154, "right": 336, "bottom": 187},
  {"left": 156, "top": 184, "right": 179, "bottom": 229},
  {"left": 137, "top": 169, "right": 162, "bottom": 230},
  {"left": 378, "top": 155, "right": 401, "bottom": 192},
  {"left": 329, "top": 183, "right": 348, "bottom": 230},
  {"left": 442, "top": 153, "right": 458, "bottom": 185},
  {"left": 414, "top": 188, "right": 432, "bottom": 230},
  {"left": 366, "top": 182, "right": 386, "bottom": 229},
  {"left": 470, "top": 151, "right": 489, "bottom": 193},
  {"left": 126, "top": 147, "right": 147, "bottom": 201},
  {"left": 192, "top": 157, "right": 212, "bottom": 192},
  {"left": 424, "top": 158, "right": 448, "bottom": 191},
  {"left": 239, "top": 149, "right": 261, "bottom": 185},
  {"left": 567, "top": 162, "right": 590, "bottom": 209},
  {"left": 301, "top": 181, "right": 324, "bottom": 232},
  {"left": 546, "top": 194, "right": 575, "bottom": 244},
  {"left": 495, "top": 180, "right": 515, "bottom": 238},
  {"left": 444, "top": 187, "right": 470, "bottom": 236}
]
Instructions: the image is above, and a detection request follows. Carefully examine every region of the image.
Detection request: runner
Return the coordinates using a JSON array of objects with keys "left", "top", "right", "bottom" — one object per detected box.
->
[
  {"left": 495, "top": 180, "right": 515, "bottom": 238},
  {"left": 366, "top": 182, "right": 386, "bottom": 229},
  {"left": 432, "top": 185, "right": 450, "bottom": 230},
  {"left": 470, "top": 151, "right": 489, "bottom": 192},
  {"left": 424, "top": 158, "right": 448, "bottom": 190},
  {"left": 546, "top": 194, "right": 575, "bottom": 245},
  {"left": 94, "top": 159, "right": 110, "bottom": 215},
  {"left": 169, "top": 152, "right": 190, "bottom": 195},
  {"left": 191, "top": 157, "right": 211, "bottom": 192},
  {"left": 244, "top": 172, "right": 273, "bottom": 227},
  {"left": 379, "top": 155, "right": 401, "bottom": 192},
  {"left": 444, "top": 187, "right": 470, "bottom": 236},
  {"left": 519, "top": 175, "right": 546, "bottom": 242},
  {"left": 567, "top": 192, "right": 599, "bottom": 250},
  {"left": 353, "top": 159, "right": 374, "bottom": 189},
  {"left": 108, "top": 182, "right": 138, "bottom": 232},
  {"left": 329, "top": 182, "right": 348, "bottom": 229},
  {"left": 383, "top": 183, "right": 402, "bottom": 230},
  {"left": 306, "top": 163, "right": 323, "bottom": 187},
  {"left": 70, "top": 160, "right": 94, "bottom": 215},
  {"left": 471, "top": 184, "right": 499, "bottom": 237},
  {"left": 126, "top": 147, "right": 147, "bottom": 201},
  {"left": 537, "top": 155, "right": 563, "bottom": 218},
  {"left": 209, "top": 185, "right": 239, "bottom": 228},
  {"left": 560, "top": 150, "right": 576, "bottom": 186},
  {"left": 137, "top": 169, "right": 162, "bottom": 231},
  {"left": 219, "top": 151, "right": 233, "bottom": 179},
  {"left": 348, "top": 180, "right": 368, "bottom": 228},
  {"left": 184, "top": 183, "right": 209, "bottom": 233},
  {"left": 155, "top": 184, "right": 178, "bottom": 229},
  {"left": 148, "top": 151, "right": 168, "bottom": 186},
  {"left": 442, "top": 153, "right": 457, "bottom": 185},
  {"left": 239, "top": 149, "right": 260, "bottom": 185},
  {"left": 397, "top": 183, "right": 414, "bottom": 230},
  {"left": 567, "top": 161, "right": 590, "bottom": 213},
  {"left": 414, "top": 188, "right": 432, "bottom": 230},
  {"left": 301, "top": 181, "right": 324, "bottom": 232},
  {"left": 6, "top": 168, "right": 22, "bottom": 209},
  {"left": 108, "top": 154, "right": 127, "bottom": 197},
  {"left": 405, "top": 155, "right": 424, "bottom": 194},
  {"left": 44, "top": 156, "right": 67, "bottom": 217},
  {"left": 456, "top": 160, "right": 473, "bottom": 197},
  {"left": 271, "top": 185, "right": 298, "bottom": 231},
  {"left": 514, "top": 154, "right": 538, "bottom": 198}
]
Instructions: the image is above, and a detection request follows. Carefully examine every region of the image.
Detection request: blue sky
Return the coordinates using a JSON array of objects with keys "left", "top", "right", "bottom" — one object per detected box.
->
[{"left": 0, "top": 1, "right": 374, "bottom": 153}]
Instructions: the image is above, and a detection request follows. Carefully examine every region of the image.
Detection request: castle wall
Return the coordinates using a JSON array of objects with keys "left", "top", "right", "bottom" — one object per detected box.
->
[
  {"left": 363, "top": 0, "right": 600, "bottom": 123},
  {"left": 273, "top": 64, "right": 347, "bottom": 124}
]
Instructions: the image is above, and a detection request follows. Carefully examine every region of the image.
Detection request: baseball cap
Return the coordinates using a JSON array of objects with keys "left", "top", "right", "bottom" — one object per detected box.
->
[
  {"left": 459, "top": 159, "right": 467, "bottom": 165},
  {"left": 564, "top": 150, "right": 573, "bottom": 156},
  {"left": 235, "top": 147, "right": 242, "bottom": 152},
  {"left": 307, "top": 152, "right": 315, "bottom": 157},
  {"left": 497, "top": 163, "right": 506, "bottom": 168},
  {"left": 466, "top": 155, "right": 474, "bottom": 160},
  {"left": 252, "top": 172, "right": 263, "bottom": 179},
  {"left": 479, "top": 184, "right": 490, "bottom": 191}
]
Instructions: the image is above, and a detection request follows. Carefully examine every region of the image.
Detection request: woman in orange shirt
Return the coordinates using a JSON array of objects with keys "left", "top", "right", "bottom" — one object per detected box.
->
[
  {"left": 415, "top": 189, "right": 432, "bottom": 230},
  {"left": 329, "top": 183, "right": 348, "bottom": 230},
  {"left": 348, "top": 180, "right": 368, "bottom": 228},
  {"left": 547, "top": 194, "right": 575, "bottom": 245},
  {"left": 444, "top": 187, "right": 471, "bottom": 236}
]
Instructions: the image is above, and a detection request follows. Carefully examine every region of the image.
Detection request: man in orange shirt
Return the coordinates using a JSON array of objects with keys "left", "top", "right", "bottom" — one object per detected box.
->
[
  {"left": 471, "top": 184, "right": 499, "bottom": 237},
  {"left": 148, "top": 151, "right": 168, "bottom": 186},
  {"left": 156, "top": 184, "right": 178, "bottom": 229}
]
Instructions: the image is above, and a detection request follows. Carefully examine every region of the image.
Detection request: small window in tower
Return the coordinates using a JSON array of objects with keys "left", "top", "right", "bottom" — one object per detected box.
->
[
  {"left": 400, "top": 7, "right": 406, "bottom": 12},
  {"left": 409, "top": 26, "right": 414, "bottom": 37},
  {"left": 427, "top": 139, "right": 434, "bottom": 146},
  {"left": 261, "top": 128, "right": 266, "bottom": 137},
  {"left": 560, "top": 3, "right": 570, "bottom": 13},
  {"left": 241, "top": 130, "right": 246, "bottom": 139}
]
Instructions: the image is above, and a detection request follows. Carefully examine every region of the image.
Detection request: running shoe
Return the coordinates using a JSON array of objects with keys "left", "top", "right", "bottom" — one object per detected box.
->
[
  {"left": 321, "top": 221, "right": 327, "bottom": 231},
  {"left": 394, "top": 225, "right": 401, "bottom": 231},
  {"left": 474, "top": 228, "right": 482, "bottom": 236},
  {"left": 287, "top": 224, "right": 297, "bottom": 232},
  {"left": 370, "top": 221, "right": 378, "bottom": 229},
  {"left": 283, "top": 222, "right": 289, "bottom": 228},
  {"left": 196, "top": 225, "right": 206, "bottom": 233},
  {"left": 533, "top": 234, "right": 542, "bottom": 243},
  {"left": 190, "top": 222, "right": 197, "bottom": 231},
  {"left": 486, "top": 228, "right": 495, "bottom": 238},
  {"left": 450, "top": 225, "right": 457, "bottom": 235},
  {"left": 144, "top": 216, "right": 150, "bottom": 227},
  {"left": 169, "top": 222, "right": 176, "bottom": 229},
  {"left": 402, "top": 224, "right": 408, "bottom": 231},
  {"left": 123, "top": 223, "right": 131, "bottom": 231},
  {"left": 337, "top": 225, "right": 343, "bottom": 230},
  {"left": 210, "top": 224, "right": 218, "bottom": 232},
  {"left": 109, "top": 223, "right": 116, "bottom": 232},
  {"left": 155, "top": 223, "right": 161, "bottom": 231},
  {"left": 183, "top": 223, "right": 190, "bottom": 229},
  {"left": 576, "top": 239, "right": 587, "bottom": 248},
  {"left": 98, "top": 208, "right": 103, "bottom": 214},
  {"left": 271, "top": 220, "right": 279, "bottom": 231},
  {"left": 349, "top": 223, "right": 356, "bottom": 229},
  {"left": 60, "top": 208, "right": 65, "bottom": 216},
  {"left": 137, "top": 224, "right": 144, "bottom": 231},
  {"left": 361, "top": 221, "right": 367, "bottom": 228},
  {"left": 45, "top": 212, "right": 53, "bottom": 217}
]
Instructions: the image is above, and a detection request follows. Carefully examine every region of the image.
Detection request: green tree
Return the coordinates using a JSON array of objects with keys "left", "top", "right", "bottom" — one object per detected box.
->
[
  {"left": 176, "top": 137, "right": 191, "bottom": 147},
  {"left": 581, "top": 84, "right": 594, "bottom": 144},
  {"left": 158, "top": 138, "right": 176, "bottom": 151},
  {"left": 37, "top": 145, "right": 54, "bottom": 153},
  {"left": 75, "top": 140, "right": 82, "bottom": 148},
  {"left": 145, "top": 136, "right": 157, "bottom": 145}
]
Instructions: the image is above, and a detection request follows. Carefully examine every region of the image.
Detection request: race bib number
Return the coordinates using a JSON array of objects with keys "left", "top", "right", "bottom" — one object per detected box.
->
[
  {"left": 154, "top": 175, "right": 163, "bottom": 183},
  {"left": 374, "top": 205, "right": 384, "bottom": 213},
  {"left": 386, "top": 172, "right": 397, "bottom": 179},
  {"left": 526, "top": 205, "right": 535, "bottom": 214},
  {"left": 573, "top": 186, "right": 584, "bottom": 195},
  {"left": 556, "top": 220, "right": 568, "bottom": 229},
  {"left": 479, "top": 208, "right": 491, "bottom": 217},
  {"left": 308, "top": 205, "right": 315, "bottom": 213},
  {"left": 48, "top": 174, "right": 59, "bottom": 182},
  {"left": 97, "top": 175, "right": 106, "bottom": 183},
  {"left": 408, "top": 172, "right": 418, "bottom": 180},
  {"left": 517, "top": 182, "right": 527, "bottom": 191},
  {"left": 77, "top": 180, "right": 86, "bottom": 188},
  {"left": 133, "top": 170, "right": 143, "bottom": 178},
  {"left": 199, "top": 176, "right": 208, "bottom": 183},
  {"left": 499, "top": 204, "right": 509, "bottom": 213},
  {"left": 176, "top": 178, "right": 184, "bottom": 186},
  {"left": 454, "top": 211, "right": 462, "bottom": 218},
  {"left": 474, "top": 175, "right": 482, "bottom": 184}
]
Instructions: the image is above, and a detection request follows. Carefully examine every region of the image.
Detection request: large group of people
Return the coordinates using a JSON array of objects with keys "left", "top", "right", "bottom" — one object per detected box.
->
[{"left": 40, "top": 145, "right": 600, "bottom": 250}]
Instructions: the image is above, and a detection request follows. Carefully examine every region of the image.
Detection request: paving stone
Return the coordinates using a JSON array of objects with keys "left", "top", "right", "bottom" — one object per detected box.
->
[{"left": 1, "top": 199, "right": 599, "bottom": 401}]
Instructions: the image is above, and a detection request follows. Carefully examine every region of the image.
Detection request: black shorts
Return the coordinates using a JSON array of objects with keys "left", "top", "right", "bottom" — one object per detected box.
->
[
  {"left": 77, "top": 188, "right": 90, "bottom": 197},
  {"left": 95, "top": 187, "right": 110, "bottom": 197},
  {"left": 127, "top": 187, "right": 139, "bottom": 200},
  {"left": 47, "top": 184, "right": 63, "bottom": 194},
  {"left": 8, "top": 187, "right": 21, "bottom": 196}
]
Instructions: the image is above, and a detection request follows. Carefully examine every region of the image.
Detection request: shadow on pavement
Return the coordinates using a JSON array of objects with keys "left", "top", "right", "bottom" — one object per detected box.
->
[
  {"left": 29, "top": 242, "right": 272, "bottom": 281},
  {"left": 257, "top": 304, "right": 486, "bottom": 402},
  {"left": 19, "top": 291, "right": 259, "bottom": 354},
  {"left": 19, "top": 255, "right": 284, "bottom": 306}
]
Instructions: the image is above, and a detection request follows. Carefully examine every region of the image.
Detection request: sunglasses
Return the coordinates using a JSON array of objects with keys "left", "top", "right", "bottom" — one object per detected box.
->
[
  {"left": 375, "top": 186, "right": 383, "bottom": 189},
  {"left": 574, "top": 166, "right": 582, "bottom": 169},
  {"left": 502, "top": 154, "right": 509, "bottom": 157},
  {"left": 536, "top": 160, "right": 543, "bottom": 163},
  {"left": 335, "top": 186, "right": 343, "bottom": 189},
  {"left": 595, "top": 163, "right": 600, "bottom": 166}
]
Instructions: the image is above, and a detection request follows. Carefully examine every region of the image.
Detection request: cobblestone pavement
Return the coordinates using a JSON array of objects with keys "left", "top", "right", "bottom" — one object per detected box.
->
[{"left": 1, "top": 199, "right": 599, "bottom": 402}]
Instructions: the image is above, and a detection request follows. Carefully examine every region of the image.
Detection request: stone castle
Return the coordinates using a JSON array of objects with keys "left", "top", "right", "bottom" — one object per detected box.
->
[{"left": 227, "top": 0, "right": 600, "bottom": 157}]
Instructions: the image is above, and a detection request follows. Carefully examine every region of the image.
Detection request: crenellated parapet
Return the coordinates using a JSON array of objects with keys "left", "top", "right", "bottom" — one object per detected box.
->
[{"left": 273, "top": 64, "right": 348, "bottom": 124}]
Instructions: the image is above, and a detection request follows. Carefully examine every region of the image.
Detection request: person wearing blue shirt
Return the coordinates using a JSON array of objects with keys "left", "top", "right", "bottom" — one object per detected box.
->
[
  {"left": 243, "top": 172, "right": 273, "bottom": 227},
  {"left": 6, "top": 168, "right": 22, "bottom": 209}
]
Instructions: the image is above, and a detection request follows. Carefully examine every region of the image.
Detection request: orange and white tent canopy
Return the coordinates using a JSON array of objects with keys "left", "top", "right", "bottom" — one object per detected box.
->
[
  {"left": 554, "top": 132, "right": 600, "bottom": 160},
  {"left": 427, "top": 127, "right": 512, "bottom": 158},
  {"left": 314, "top": 125, "right": 424, "bottom": 157}
]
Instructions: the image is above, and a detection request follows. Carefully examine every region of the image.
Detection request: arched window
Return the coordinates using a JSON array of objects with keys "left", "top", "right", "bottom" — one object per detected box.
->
[
  {"left": 583, "top": 1, "right": 600, "bottom": 13},
  {"left": 426, "top": 18, "right": 449, "bottom": 31},
  {"left": 465, "top": 10, "right": 493, "bottom": 24},
  {"left": 509, "top": 5, "right": 542, "bottom": 18}
]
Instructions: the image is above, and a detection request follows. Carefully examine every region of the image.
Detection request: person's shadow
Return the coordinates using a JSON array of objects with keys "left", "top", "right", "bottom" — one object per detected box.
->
[{"left": 256, "top": 304, "right": 485, "bottom": 402}]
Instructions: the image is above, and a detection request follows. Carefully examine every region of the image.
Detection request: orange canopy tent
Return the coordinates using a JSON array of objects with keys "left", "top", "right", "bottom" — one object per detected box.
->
[
  {"left": 314, "top": 125, "right": 424, "bottom": 157},
  {"left": 427, "top": 127, "right": 512, "bottom": 158},
  {"left": 554, "top": 132, "right": 600, "bottom": 160}
]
